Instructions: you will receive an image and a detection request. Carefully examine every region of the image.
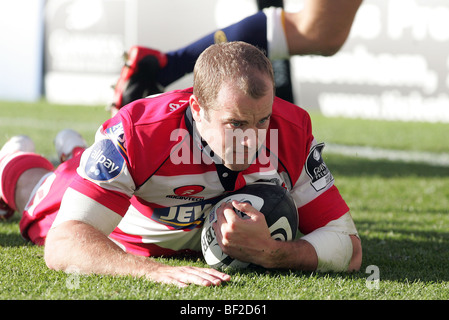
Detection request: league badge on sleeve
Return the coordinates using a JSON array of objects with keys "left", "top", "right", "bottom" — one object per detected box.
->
[{"left": 305, "top": 143, "right": 334, "bottom": 191}]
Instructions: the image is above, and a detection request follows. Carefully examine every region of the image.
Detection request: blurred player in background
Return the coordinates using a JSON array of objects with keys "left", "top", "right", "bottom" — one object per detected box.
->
[{"left": 110, "top": 0, "right": 362, "bottom": 115}]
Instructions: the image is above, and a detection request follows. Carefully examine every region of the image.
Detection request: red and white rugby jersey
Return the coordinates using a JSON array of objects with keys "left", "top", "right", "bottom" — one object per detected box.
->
[{"left": 70, "top": 88, "right": 349, "bottom": 257}]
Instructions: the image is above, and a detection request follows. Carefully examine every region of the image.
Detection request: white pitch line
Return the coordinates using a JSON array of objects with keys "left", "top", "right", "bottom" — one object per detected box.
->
[
  {"left": 2, "top": 115, "right": 448, "bottom": 167},
  {"left": 325, "top": 143, "right": 449, "bottom": 167},
  {"left": 0, "top": 117, "right": 100, "bottom": 131}
]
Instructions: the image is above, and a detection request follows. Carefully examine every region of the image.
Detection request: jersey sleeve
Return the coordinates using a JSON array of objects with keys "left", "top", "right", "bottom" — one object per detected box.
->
[
  {"left": 52, "top": 187, "right": 124, "bottom": 235},
  {"left": 269, "top": 98, "right": 349, "bottom": 236},
  {"left": 70, "top": 116, "right": 136, "bottom": 218},
  {"left": 291, "top": 138, "right": 349, "bottom": 235}
]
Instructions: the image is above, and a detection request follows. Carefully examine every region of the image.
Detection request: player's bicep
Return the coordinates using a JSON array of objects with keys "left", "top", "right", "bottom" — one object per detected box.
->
[{"left": 52, "top": 187, "right": 122, "bottom": 236}]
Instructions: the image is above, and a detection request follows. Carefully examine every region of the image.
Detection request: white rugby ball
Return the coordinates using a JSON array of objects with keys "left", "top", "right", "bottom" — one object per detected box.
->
[{"left": 201, "top": 182, "right": 298, "bottom": 269}]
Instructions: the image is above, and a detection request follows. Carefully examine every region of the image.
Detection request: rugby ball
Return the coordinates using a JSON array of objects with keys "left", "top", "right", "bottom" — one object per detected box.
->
[{"left": 201, "top": 182, "right": 298, "bottom": 269}]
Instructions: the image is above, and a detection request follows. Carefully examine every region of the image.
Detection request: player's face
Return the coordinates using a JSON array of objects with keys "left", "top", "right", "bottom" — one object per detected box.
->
[{"left": 192, "top": 77, "right": 274, "bottom": 171}]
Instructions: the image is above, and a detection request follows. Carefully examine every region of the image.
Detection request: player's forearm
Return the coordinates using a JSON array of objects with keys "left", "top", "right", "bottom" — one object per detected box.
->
[
  {"left": 259, "top": 234, "right": 362, "bottom": 272},
  {"left": 44, "top": 220, "right": 231, "bottom": 287},
  {"left": 44, "top": 220, "right": 162, "bottom": 278},
  {"left": 255, "top": 238, "right": 318, "bottom": 270}
]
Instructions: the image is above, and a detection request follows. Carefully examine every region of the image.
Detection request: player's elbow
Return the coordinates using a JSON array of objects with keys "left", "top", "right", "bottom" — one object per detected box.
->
[
  {"left": 44, "top": 222, "right": 77, "bottom": 271},
  {"left": 44, "top": 252, "right": 63, "bottom": 271},
  {"left": 44, "top": 228, "right": 65, "bottom": 271},
  {"left": 347, "top": 235, "right": 362, "bottom": 272},
  {"left": 301, "top": 223, "right": 361, "bottom": 273}
]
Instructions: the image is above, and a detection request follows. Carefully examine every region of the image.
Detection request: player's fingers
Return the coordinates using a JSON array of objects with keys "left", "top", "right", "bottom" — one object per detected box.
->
[
  {"left": 214, "top": 202, "right": 235, "bottom": 227},
  {"left": 231, "top": 200, "right": 262, "bottom": 220},
  {"left": 221, "top": 202, "right": 239, "bottom": 222},
  {"left": 200, "top": 266, "right": 231, "bottom": 282},
  {"left": 193, "top": 266, "right": 231, "bottom": 285},
  {"left": 214, "top": 202, "right": 245, "bottom": 247},
  {"left": 147, "top": 272, "right": 189, "bottom": 288},
  {"left": 150, "top": 266, "right": 229, "bottom": 287},
  {"left": 165, "top": 278, "right": 189, "bottom": 288},
  {"left": 177, "top": 266, "right": 230, "bottom": 286}
]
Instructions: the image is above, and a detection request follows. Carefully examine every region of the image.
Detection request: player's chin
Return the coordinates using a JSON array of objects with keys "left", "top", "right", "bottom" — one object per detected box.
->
[
  {"left": 223, "top": 162, "right": 251, "bottom": 172},
  {"left": 223, "top": 152, "right": 254, "bottom": 171}
]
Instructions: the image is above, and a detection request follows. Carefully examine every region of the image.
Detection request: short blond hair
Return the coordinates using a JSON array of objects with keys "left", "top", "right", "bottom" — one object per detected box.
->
[{"left": 193, "top": 41, "right": 275, "bottom": 111}]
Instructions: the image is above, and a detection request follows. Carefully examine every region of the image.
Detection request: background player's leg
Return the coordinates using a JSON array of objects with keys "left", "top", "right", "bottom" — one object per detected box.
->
[
  {"left": 0, "top": 136, "right": 54, "bottom": 218},
  {"left": 257, "top": 0, "right": 294, "bottom": 103},
  {"left": 158, "top": 11, "right": 268, "bottom": 88},
  {"left": 111, "top": 10, "right": 269, "bottom": 112}
]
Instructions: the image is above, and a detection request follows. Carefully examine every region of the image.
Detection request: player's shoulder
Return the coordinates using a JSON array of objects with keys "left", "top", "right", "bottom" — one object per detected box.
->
[
  {"left": 121, "top": 87, "right": 192, "bottom": 126},
  {"left": 271, "top": 96, "right": 312, "bottom": 133}
]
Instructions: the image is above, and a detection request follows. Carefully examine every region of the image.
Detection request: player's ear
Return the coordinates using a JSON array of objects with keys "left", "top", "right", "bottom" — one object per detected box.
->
[{"left": 189, "top": 95, "right": 202, "bottom": 123}]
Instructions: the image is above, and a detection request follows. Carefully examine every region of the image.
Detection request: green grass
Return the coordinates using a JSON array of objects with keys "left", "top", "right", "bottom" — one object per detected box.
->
[
  {"left": 310, "top": 113, "right": 449, "bottom": 154},
  {"left": 0, "top": 100, "right": 108, "bottom": 161},
  {"left": 1, "top": 100, "right": 449, "bottom": 301}
]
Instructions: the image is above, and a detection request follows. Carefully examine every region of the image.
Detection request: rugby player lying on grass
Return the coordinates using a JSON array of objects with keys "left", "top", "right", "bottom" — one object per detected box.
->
[{"left": 0, "top": 42, "right": 361, "bottom": 287}]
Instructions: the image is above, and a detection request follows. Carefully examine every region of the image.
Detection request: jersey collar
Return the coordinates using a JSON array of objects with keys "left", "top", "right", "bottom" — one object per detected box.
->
[
  {"left": 184, "top": 106, "right": 242, "bottom": 191},
  {"left": 184, "top": 106, "right": 224, "bottom": 165}
]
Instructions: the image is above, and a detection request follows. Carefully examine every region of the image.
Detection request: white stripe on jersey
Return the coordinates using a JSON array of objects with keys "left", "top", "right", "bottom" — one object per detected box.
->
[{"left": 116, "top": 204, "right": 203, "bottom": 252}]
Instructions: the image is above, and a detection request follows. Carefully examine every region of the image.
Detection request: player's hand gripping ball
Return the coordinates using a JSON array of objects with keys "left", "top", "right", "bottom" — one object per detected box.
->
[{"left": 201, "top": 182, "right": 298, "bottom": 269}]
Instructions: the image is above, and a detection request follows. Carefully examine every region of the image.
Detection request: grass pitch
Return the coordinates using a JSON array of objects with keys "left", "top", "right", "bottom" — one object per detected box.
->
[{"left": 1, "top": 100, "right": 449, "bottom": 302}]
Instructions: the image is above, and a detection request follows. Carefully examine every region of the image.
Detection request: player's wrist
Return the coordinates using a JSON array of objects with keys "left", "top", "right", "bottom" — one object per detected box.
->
[
  {"left": 254, "top": 238, "right": 286, "bottom": 269},
  {"left": 258, "top": 239, "right": 317, "bottom": 270}
]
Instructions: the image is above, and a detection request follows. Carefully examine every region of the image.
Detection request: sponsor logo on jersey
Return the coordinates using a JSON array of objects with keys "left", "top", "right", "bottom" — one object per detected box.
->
[
  {"left": 165, "top": 185, "right": 206, "bottom": 201},
  {"left": 85, "top": 139, "right": 125, "bottom": 181},
  {"left": 153, "top": 201, "right": 214, "bottom": 230},
  {"left": 174, "top": 185, "right": 205, "bottom": 196},
  {"left": 305, "top": 143, "right": 334, "bottom": 191}
]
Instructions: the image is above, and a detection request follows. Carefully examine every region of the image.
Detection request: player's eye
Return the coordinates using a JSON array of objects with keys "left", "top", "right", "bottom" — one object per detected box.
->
[{"left": 258, "top": 116, "right": 270, "bottom": 126}]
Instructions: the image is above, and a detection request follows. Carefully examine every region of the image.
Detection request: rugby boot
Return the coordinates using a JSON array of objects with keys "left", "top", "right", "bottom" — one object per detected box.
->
[
  {"left": 54, "top": 129, "right": 87, "bottom": 163},
  {"left": 0, "top": 135, "right": 35, "bottom": 220},
  {"left": 109, "top": 46, "right": 168, "bottom": 114}
]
